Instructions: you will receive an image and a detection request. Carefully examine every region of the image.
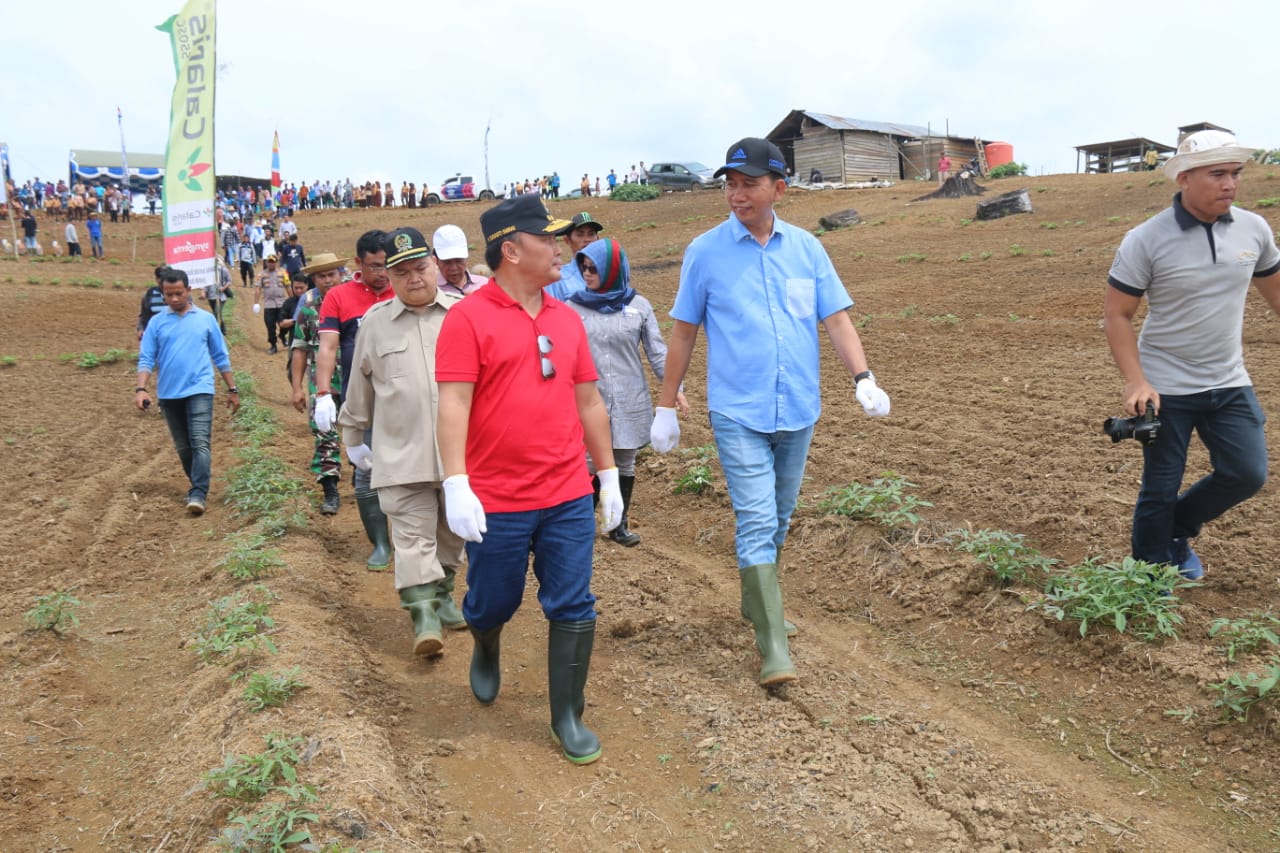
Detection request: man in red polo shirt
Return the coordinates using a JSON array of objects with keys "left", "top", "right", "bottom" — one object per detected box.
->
[
  {"left": 313, "top": 230, "right": 395, "bottom": 570},
  {"left": 436, "top": 194, "right": 623, "bottom": 766}
]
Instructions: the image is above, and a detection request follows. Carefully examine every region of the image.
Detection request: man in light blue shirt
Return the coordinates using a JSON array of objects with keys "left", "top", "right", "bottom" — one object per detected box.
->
[
  {"left": 652, "top": 137, "right": 891, "bottom": 688},
  {"left": 135, "top": 267, "right": 241, "bottom": 515}
]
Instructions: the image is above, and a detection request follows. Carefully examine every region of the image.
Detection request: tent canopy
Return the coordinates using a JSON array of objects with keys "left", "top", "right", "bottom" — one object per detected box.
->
[{"left": 69, "top": 148, "right": 165, "bottom": 187}]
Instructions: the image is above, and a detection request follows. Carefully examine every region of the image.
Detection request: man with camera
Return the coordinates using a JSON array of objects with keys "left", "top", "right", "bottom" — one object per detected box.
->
[{"left": 1104, "top": 130, "right": 1280, "bottom": 580}]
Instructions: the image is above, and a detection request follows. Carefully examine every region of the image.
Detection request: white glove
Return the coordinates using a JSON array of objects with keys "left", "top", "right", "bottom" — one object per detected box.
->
[
  {"left": 252, "top": 303, "right": 261, "bottom": 314},
  {"left": 313, "top": 394, "right": 336, "bottom": 431},
  {"left": 443, "top": 475, "right": 487, "bottom": 542},
  {"left": 346, "top": 443, "right": 373, "bottom": 471},
  {"left": 650, "top": 406, "right": 680, "bottom": 453},
  {"left": 596, "top": 467, "right": 624, "bottom": 532},
  {"left": 855, "top": 375, "right": 891, "bottom": 418}
]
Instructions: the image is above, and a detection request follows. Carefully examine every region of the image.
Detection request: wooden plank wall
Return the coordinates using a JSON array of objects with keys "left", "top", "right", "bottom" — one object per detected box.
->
[
  {"left": 794, "top": 127, "right": 846, "bottom": 182},
  {"left": 841, "top": 133, "right": 899, "bottom": 181}
]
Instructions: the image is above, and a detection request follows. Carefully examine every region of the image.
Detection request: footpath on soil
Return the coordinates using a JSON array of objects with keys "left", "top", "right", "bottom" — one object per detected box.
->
[{"left": 1, "top": 171, "right": 1279, "bottom": 851}]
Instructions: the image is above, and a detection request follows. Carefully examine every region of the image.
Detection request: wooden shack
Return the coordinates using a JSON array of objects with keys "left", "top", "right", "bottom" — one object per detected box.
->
[
  {"left": 766, "top": 110, "right": 986, "bottom": 183},
  {"left": 1073, "top": 137, "right": 1175, "bottom": 174}
]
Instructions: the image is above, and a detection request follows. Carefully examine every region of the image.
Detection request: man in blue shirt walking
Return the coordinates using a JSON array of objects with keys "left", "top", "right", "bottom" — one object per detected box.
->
[
  {"left": 651, "top": 137, "right": 891, "bottom": 687},
  {"left": 135, "top": 267, "right": 241, "bottom": 515}
]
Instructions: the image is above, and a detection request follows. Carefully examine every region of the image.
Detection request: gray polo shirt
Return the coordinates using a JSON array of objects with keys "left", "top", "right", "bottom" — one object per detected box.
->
[{"left": 1108, "top": 193, "right": 1280, "bottom": 394}]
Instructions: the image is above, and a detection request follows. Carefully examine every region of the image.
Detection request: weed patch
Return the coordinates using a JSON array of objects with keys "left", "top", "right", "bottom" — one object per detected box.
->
[
  {"left": 25, "top": 590, "right": 81, "bottom": 633},
  {"left": 1030, "top": 557, "right": 1194, "bottom": 641}
]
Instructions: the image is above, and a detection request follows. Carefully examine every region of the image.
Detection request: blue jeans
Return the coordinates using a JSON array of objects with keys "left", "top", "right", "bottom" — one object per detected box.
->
[
  {"left": 1132, "top": 386, "right": 1268, "bottom": 564},
  {"left": 710, "top": 412, "right": 815, "bottom": 569},
  {"left": 158, "top": 394, "right": 214, "bottom": 500},
  {"left": 462, "top": 495, "right": 596, "bottom": 630}
]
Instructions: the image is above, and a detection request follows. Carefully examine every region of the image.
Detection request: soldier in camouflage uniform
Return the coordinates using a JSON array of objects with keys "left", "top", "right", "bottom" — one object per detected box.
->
[{"left": 289, "top": 252, "right": 350, "bottom": 514}]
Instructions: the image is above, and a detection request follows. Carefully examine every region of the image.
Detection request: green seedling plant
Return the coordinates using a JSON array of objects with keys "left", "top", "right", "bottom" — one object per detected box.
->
[
  {"left": 25, "top": 590, "right": 81, "bottom": 633},
  {"left": 193, "top": 586, "right": 279, "bottom": 665},
  {"left": 241, "top": 667, "right": 308, "bottom": 712},
  {"left": 1008, "top": 244, "right": 1025, "bottom": 257},
  {"left": 674, "top": 464, "right": 713, "bottom": 495},
  {"left": 1032, "top": 557, "right": 1193, "bottom": 641},
  {"left": 204, "top": 733, "right": 307, "bottom": 801},
  {"left": 1209, "top": 613, "right": 1280, "bottom": 662},
  {"left": 218, "top": 534, "right": 286, "bottom": 581},
  {"left": 100, "top": 348, "right": 130, "bottom": 364},
  {"left": 929, "top": 313, "right": 961, "bottom": 325},
  {"left": 76, "top": 352, "right": 100, "bottom": 369},
  {"left": 216, "top": 785, "right": 324, "bottom": 852},
  {"left": 1042, "top": 249, "right": 1055, "bottom": 257},
  {"left": 0, "top": 355, "right": 17, "bottom": 367},
  {"left": 819, "top": 471, "right": 932, "bottom": 528},
  {"left": 979, "top": 251, "right": 992, "bottom": 260},
  {"left": 958, "top": 253, "right": 972, "bottom": 262},
  {"left": 1255, "top": 197, "right": 1280, "bottom": 208},
  {"left": 952, "top": 528, "right": 1059, "bottom": 586},
  {"left": 1208, "top": 660, "right": 1280, "bottom": 722},
  {"left": 224, "top": 453, "right": 307, "bottom": 535}
]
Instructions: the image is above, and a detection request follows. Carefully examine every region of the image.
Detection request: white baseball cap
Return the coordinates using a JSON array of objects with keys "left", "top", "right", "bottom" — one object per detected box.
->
[
  {"left": 432, "top": 224, "right": 469, "bottom": 261},
  {"left": 1163, "top": 130, "right": 1255, "bottom": 181}
]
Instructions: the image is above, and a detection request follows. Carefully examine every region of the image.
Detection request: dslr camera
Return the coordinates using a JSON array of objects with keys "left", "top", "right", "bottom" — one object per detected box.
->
[{"left": 1103, "top": 401, "right": 1160, "bottom": 445}]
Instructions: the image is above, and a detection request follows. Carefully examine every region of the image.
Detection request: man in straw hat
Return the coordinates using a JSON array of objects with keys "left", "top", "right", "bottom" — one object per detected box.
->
[
  {"left": 436, "top": 194, "right": 624, "bottom": 765},
  {"left": 313, "top": 231, "right": 395, "bottom": 569},
  {"left": 289, "top": 251, "right": 350, "bottom": 515},
  {"left": 337, "top": 227, "right": 467, "bottom": 656},
  {"left": 1105, "top": 129, "right": 1280, "bottom": 581}
]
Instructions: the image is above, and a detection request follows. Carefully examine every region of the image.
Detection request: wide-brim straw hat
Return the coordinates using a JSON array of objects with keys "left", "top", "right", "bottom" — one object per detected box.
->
[{"left": 300, "top": 252, "right": 350, "bottom": 275}]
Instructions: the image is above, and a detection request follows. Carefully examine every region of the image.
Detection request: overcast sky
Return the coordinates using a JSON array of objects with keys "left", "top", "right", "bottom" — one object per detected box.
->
[{"left": 4, "top": 0, "right": 1277, "bottom": 190}]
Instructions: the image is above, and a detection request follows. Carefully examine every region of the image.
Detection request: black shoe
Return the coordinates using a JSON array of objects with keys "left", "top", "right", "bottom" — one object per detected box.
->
[
  {"left": 320, "top": 477, "right": 340, "bottom": 515},
  {"left": 268, "top": 345, "right": 278, "bottom": 355},
  {"left": 608, "top": 523, "right": 641, "bottom": 547}
]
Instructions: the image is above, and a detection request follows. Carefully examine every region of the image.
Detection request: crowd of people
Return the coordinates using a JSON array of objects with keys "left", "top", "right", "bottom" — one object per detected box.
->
[{"left": 127, "top": 130, "right": 1278, "bottom": 769}]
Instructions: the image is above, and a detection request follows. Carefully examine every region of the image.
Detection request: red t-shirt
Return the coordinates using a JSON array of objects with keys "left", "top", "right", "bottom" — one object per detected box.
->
[
  {"left": 318, "top": 273, "right": 394, "bottom": 396},
  {"left": 436, "top": 282, "right": 597, "bottom": 512}
]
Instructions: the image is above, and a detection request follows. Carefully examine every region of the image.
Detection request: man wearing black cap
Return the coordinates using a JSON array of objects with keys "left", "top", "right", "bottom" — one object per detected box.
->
[
  {"left": 337, "top": 228, "right": 468, "bottom": 656},
  {"left": 545, "top": 211, "right": 604, "bottom": 302},
  {"left": 436, "top": 194, "right": 624, "bottom": 765},
  {"left": 651, "top": 137, "right": 892, "bottom": 688}
]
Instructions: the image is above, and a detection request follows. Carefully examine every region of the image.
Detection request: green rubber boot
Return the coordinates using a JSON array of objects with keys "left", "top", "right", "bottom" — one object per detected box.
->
[
  {"left": 469, "top": 624, "right": 503, "bottom": 705},
  {"left": 399, "top": 584, "right": 444, "bottom": 657},
  {"left": 435, "top": 566, "right": 467, "bottom": 630},
  {"left": 355, "top": 493, "right": 391, "bottom": 571},
  {"left": 739, "top": 564, "right": 797, "bottom": 686},
  {"left": 548, "top": 620, "right": 602, "bottom": 764}
]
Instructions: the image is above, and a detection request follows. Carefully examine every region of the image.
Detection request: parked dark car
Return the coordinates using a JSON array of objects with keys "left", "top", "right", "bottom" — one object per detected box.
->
[{"left": 646, "top": 162, "right": 723, "bottom": 192}]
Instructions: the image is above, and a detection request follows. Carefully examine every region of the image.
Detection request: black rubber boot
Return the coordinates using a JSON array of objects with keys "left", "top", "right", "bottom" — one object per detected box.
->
[
  {"left": 320, "top": 476, "right": 340, "bottom": 515},
  {"left": 355, "top": 493, "right": 391, "bottom": 570},
  {"left": 607, "top": 474, "right": 641, "bottom": 547},
  {"left": 399, "top": 584, "right": 444, "bottom": 657},
  {"left": 548, "top": 620, "right": 602, "bottom": 764},
  {"left": 739, "top": 564, "right": 797, "bottom": 686},
  {"left": 435, "top": 566, "right": 467, "bottom": 630},
  {"left": 469, "top": 624, "right": 503, "bottom": 705}
]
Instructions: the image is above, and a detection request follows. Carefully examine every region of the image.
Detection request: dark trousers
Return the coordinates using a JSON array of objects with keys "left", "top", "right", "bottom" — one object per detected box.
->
[
  {"left": 263, "top": 307, "right": 283, "bottom": 347},
  {"left": 158, "top": 394, "right": 214, "bottom": 500},
  {"left": 1132, "top": 386, "right": 1268, "bottom": 564}
]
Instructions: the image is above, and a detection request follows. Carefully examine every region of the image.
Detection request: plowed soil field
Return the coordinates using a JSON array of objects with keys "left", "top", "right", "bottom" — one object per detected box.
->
[{"left": 3, "top": 169, "right": 1280, "bottom": 852}]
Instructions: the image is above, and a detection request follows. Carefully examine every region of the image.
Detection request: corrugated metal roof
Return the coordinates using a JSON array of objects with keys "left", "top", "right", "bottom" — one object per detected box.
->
[{"left": 802, "top": 111, "right": 934, "bottom": 139}]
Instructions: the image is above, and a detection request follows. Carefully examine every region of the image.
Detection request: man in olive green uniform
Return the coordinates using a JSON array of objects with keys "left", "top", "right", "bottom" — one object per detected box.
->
[{"left": 289, "top": 253, "right": 349, "bottom": 514}]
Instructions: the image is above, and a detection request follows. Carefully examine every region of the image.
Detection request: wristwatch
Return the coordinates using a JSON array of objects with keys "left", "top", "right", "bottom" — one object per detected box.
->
[
  {"left": 854, "top": 370, "right": 875, "bottom": 385},
  {"left": 227, "top": 387, "right": 240, "bottom": 395},
  {"left": 135, "top": 386, "right": 147, "bottom": 393}
]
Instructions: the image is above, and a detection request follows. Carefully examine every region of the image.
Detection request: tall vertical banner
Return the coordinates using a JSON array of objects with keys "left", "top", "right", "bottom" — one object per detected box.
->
[
  {"left": 271, "top": 131, "right": 282, "bottom": 192},
  {"left": 157, "top": 1, "right": 216, "bottom": 289}
]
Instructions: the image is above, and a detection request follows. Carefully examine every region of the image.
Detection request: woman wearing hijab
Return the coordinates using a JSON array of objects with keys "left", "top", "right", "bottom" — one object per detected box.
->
[{"left": 566, "top": 238, "right": 687, "bottom": 546}]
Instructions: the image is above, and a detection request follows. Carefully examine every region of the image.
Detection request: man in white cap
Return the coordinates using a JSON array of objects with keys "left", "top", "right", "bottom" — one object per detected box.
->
[
  {"left": 1104, "top": 129, "right": 1280, "bottom": 582},
  {"left": 433, "top": 224, "right": 487, "bottom": 296}
]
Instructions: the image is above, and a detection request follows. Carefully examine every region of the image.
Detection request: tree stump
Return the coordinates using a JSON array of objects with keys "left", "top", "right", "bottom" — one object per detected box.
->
[
  {"left": 976, "top": 188, "right": 1033, "bottom": 221},
  {"left": 913, "top": 175, "right": 986, "bottom": 201},
  {"left": 818, "top": 208, "right": 861, "bottom": 230}
]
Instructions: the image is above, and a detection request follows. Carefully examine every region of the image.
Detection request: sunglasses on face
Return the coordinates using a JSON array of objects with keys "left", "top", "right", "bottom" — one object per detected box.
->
[
  {"left": 538, "top": 334, "right": 555, "bottom": 380},
  {"left": 580, "top": 260, "right": 598, "bottom": 275}
]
